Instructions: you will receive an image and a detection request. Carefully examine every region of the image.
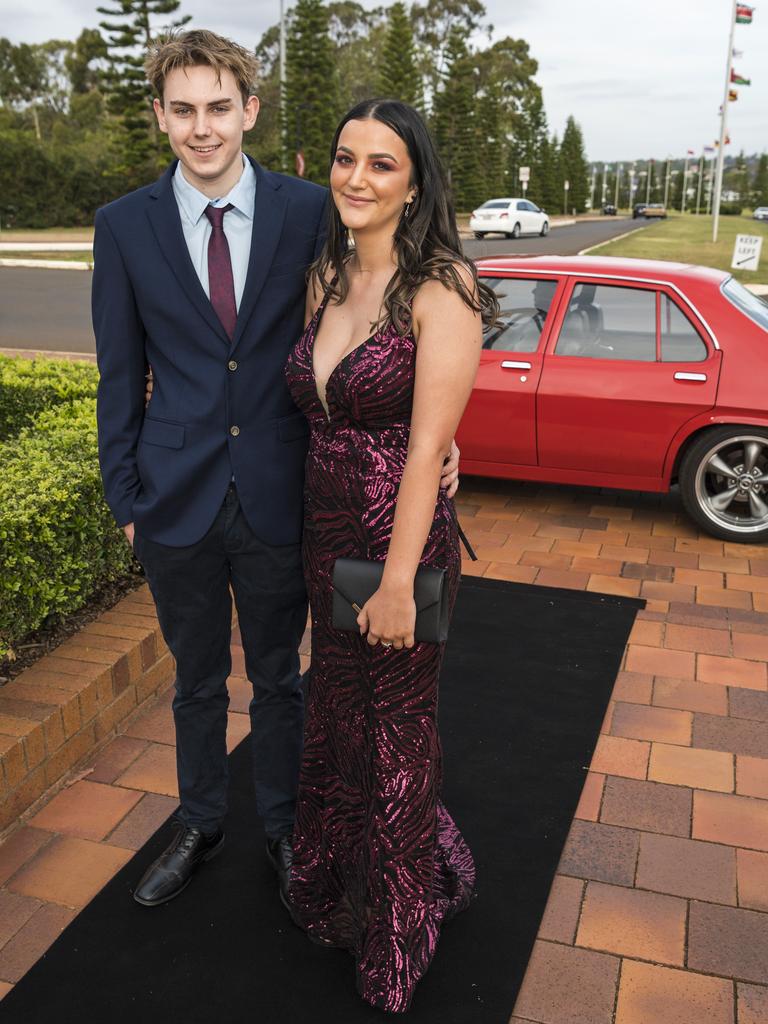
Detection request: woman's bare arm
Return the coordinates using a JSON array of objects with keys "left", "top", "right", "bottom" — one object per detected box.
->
[{"left": 358, "top": 266, "right": 482, "bottom": 647}]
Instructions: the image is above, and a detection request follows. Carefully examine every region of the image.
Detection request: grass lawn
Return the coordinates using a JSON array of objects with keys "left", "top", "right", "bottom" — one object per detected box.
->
[
  {"left": 0, "top": 251, "right": 93, "bottom": 263},
  {"left": 587, "top": 212, "right": 768, "bottom": 285},
  {"left": 0, "top": 227, "right": 94, "bottom": 242}
]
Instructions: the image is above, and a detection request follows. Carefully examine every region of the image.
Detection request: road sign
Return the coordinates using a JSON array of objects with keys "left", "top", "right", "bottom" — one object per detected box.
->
[
  {"left": 564, "top": 179, "right": 570, "bottom": 190},
  {"left": 519, "top": 166, "right": 530, "bottom": 182},
  {"left": 731, "top": 234, "right": 763, "bottom": 272}
]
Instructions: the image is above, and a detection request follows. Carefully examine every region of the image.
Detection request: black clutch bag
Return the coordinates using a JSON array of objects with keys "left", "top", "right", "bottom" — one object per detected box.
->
[
  {"left": 331, "top": 523, "right": 477, "bottom": 645},
  {"left": 332, "top": 559, "right": 450, "bottom": 644}
]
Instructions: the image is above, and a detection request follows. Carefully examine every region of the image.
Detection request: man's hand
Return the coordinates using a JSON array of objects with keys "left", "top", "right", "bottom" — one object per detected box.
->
[
  {"left": 440, "top": 439, "right": 461, "bottom": 499},
  {"left": 123, "top": 522, "right": 135, "bottom": 548}
]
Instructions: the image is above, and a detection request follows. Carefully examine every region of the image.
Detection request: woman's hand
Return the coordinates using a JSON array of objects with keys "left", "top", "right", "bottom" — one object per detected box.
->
[
  {"left": 144, "top": 368, "right": 154, "bottom": 408},
  {"left": 357, "top": 582, "right": 416, "bottom": 650},
  {"left": 440, "top": 439, "right": 461, "bottom": 498}
]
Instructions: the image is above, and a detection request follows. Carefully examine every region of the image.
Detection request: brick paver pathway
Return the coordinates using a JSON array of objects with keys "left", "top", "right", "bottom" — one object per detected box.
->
[{"left": 1, "top": 478, "right": 767, "bottom": 1023}]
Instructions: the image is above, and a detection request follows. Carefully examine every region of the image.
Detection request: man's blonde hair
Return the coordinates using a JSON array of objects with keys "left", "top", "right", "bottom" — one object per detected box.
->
[{"left": 145, "top": 29, "right": 258, "bottom": 105}]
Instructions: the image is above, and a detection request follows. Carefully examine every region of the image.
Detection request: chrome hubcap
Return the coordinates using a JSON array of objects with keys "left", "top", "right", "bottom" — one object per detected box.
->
[{"left": 695, "top": 436, "right": 768, "bottom": 534}]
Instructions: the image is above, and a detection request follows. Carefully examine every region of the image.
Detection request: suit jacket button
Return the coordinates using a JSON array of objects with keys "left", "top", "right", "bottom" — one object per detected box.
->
[
  {"left": 228, "top": 360, "right": 238, "bottom": 371},
  {"left": 230, "top": 425, "right": 240, "bottom": 437}
]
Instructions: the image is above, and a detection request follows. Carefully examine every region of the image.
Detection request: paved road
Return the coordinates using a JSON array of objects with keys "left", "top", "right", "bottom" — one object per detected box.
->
[{"left": 0, "top": 217, "right": 639, "bottom": 356}]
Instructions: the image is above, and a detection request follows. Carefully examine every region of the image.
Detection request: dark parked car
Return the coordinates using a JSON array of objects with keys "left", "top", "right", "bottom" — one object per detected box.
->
[
  {"left": 601, "top": 203, "right": 617, "bottom": 215},
  {"left": 632, "top": 203, "right": 647, "bottom": 218}
]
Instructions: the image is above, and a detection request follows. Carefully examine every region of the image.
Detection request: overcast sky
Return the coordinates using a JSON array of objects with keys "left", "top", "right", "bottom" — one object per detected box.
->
[{"left": 3, "top": 0, "right": 766, "bottom": 161}]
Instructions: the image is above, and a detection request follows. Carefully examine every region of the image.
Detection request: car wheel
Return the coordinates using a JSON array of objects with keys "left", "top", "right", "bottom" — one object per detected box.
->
[
  {"left": 540, "top": 221, "right": 549, "bottom": 236},
  {"left": 679, "top": 427, "right": 768, "bottom": 542},
  {"left": 474, "top": 232, "right": 485, "bottom": 239},
  {"left": 511, "top": 222, "right": 521, "bottom": 239}
]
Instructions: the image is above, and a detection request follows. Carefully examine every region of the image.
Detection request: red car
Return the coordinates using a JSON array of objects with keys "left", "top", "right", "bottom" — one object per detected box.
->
[{"left": 457, "top": 255, "right": 768, "bottom": 543}]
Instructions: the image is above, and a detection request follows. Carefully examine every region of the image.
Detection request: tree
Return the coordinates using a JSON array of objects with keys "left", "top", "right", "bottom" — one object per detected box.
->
[
  {"left": 283, "top": 0, "right": 338, "bottom": 183},
  {"left": 97, "top": 0, "right": 191, "bottom": 174},
  {"left": 411, "top": 0, "right": 485, "bottom": 101},
  {"left": 540, "top": 133, "right": 561, "bottom": 213},
  {"left": 378, "top": 2, "right": 423, "bottom": 109},
  {"left": 65, "top": 28, "right": 108, "bottom": 95},
  {"left": 431, "top": 27, "right": 481, "bottom": 211},
  {"left": 507, "top": 86, "right": 547, "bottom": 202},
  {"left": 559, "top": 115, "right": 589, "bottom": 213},
  {"left": 753, "top": 152, "right": 768, "bottom": 207}
]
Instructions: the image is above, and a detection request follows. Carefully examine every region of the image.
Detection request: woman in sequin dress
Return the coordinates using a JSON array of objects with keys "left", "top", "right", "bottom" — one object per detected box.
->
[{"left": 284, "top": 99, "right": 499, "bottom": 1013}]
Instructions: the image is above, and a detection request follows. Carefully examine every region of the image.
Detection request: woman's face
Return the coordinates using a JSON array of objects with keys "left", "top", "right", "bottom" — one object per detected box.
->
[{"left": 330, "top": 117, "right": 416, "bottom": 235}]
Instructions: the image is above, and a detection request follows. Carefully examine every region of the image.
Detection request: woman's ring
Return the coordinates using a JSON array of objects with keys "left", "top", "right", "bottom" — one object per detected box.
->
[{"left": 381, "top": 640, "right": 393, "bottom": 648}]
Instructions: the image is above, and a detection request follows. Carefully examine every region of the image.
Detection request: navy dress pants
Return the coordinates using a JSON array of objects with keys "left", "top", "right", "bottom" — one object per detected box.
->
[{"left": 133, "top": 483, "right": 307, "bottom": 839}]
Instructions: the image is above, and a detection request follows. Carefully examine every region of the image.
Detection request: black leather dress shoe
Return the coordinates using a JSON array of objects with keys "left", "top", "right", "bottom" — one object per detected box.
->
[
  {"left": 265, "top": 835, "right": 294, "bottom": 911},
  {"left": 133, "top": 825, "right": 224, "bottom": 906}
]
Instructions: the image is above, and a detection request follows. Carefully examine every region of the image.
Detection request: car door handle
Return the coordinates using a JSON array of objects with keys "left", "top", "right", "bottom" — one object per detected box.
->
[
  {"left": 674, "top": 372, "right": 707, "bottom": 382},
  {"left": 501, "top": 360, "right": 532, "bottom": 370}
]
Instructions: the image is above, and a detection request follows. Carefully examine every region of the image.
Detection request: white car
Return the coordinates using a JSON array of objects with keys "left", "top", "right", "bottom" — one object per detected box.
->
[
  {"left": 753, "top": 207, "right": 768, "bottom": 222},
  {"left": 470, "top": 198, "right": 550, "bottom": 239}
]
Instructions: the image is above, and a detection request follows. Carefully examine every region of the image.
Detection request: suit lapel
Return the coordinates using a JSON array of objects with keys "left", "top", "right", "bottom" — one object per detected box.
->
[
  {"left": 230, "top": 159, "right": 288, "bottom": 354},
  {"left": 146, "top": 162, "right": 230, "bottom": 345}
]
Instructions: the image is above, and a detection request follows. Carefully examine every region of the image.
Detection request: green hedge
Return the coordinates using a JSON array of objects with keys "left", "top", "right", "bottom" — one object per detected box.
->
[
  {"left": 0, "top": 354, "right": 99, "bottom": 442},
  {"left": 0, "top": 397, "right": 133, "bottom": 661}
]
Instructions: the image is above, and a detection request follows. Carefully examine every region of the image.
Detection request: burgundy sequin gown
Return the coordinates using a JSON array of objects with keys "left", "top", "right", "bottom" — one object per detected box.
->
[{"left": 284, "top": 293, "right": 475, "bottom": 1013}]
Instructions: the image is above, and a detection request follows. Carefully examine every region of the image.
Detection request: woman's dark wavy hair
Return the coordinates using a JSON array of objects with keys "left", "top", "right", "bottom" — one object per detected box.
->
[{"left": 310, "top": 98, "right": 499, "bottom": 334}]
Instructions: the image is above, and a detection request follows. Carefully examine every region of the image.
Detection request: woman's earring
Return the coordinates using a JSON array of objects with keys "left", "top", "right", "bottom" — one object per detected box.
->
[{"left": 404, "top": 200, "right": 413, "bottom": 219}]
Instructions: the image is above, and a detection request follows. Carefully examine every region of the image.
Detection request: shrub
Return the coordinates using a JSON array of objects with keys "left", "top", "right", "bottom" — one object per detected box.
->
[
  {"left": 719, "top": 203, "right": 743, "bottom": 216},
  {"left": 0, "top": 355, "right": 99, "bottom": 441},
  {"left": 0, "top": 398, "right": 133, "bottom": 661}
]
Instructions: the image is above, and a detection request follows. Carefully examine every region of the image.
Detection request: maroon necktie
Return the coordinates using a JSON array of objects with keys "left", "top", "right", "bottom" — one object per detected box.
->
[{"left": 204, "top": 203, "right": 237, "bottom": 340}]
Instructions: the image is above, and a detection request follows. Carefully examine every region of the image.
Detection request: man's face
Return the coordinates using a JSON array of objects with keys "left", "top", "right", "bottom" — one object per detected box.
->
[{"left": 153, "top": 65, "right": 259, "bottom": 194}]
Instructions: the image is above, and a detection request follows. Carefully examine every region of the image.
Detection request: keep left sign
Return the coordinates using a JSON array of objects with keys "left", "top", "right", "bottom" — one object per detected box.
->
[{"left": 731, "top": 234, "right": 763, "bottom": 272}]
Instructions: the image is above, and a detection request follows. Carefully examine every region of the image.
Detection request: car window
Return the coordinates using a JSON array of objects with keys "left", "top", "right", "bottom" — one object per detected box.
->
[
  {"left": 722, "top": 277, "right": 768, "bottom": 332},
  {"left": 555, "top": 283, "right": 656, "bottom": 360},
  {"left": 660, "top": 295, "right": 708, "bottom": 362},
  {"left": 480, "top": 201, "right": 511, "bottom": 210},
  {"left": 481, "top": 276, "right": 559, "bottom": 353}
]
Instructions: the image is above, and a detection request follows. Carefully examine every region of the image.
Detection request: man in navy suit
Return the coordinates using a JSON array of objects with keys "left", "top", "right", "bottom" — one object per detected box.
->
[{"left": 93, "top": 30, "right": 458, "bottom": 908}]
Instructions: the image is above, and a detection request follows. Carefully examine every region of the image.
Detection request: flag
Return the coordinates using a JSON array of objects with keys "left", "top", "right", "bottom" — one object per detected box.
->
[
  {"left": 735, "top": 4, "right": 754, "bottom": 23},
  {"left": 731, "top": 69, "right": 751, "bottom": 84},
  {"left": 687, "top": 148, "right": 695, "bottom": 155},
  {"left": 729, "top": 89, "right": 739, "bottom": 101},
  {"left": 733, "top": 48, "right": 743, "bottom": 57},
  {"left": 704, "top": 145, "right": 715, "bottom": 154}
]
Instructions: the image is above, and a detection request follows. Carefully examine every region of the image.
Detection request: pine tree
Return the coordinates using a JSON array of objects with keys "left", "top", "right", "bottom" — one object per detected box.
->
[
  {"left": 283, "top": 0, "right": 338, "bottom": 183},
  {"left": 559, "top": 115, "right": 589, "bottom": 213},
  {"left": 753, "top": 152, "right": 768, "bottom": 207},
  {"left": 475, "top": 76, "right": 504, "bottom": 202},
  {"left": 544, "top": 132, "right": 561, "bottom": 213},
  {"left": 508, "top": 87, "right": 548, "bottom": 204},
  {"left": 98, "top": 0, "right": 190, "bottom": 173},
  {"left": 378, "top": 2, "right": 423, "bottom": 109},
  {"left": 431, "top": 27, "right": 480, "bottom": 211}
]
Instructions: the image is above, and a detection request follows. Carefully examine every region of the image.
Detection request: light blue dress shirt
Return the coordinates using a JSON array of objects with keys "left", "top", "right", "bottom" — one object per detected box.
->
[{"left": 172, "top": 153, "right": 256, "bottom": 311}]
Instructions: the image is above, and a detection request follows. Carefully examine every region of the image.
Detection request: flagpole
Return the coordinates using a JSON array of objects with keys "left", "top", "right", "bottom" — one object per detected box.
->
[
  {"left": 713, "top": 0, "right": 737, "bottom": 242},
  {"left": 681, "top": 154, "right": 690, "bottom": 214},
  {"left": 614, "top": 163, "right": 621, "bottom": 208},
  {"left": 695, "top": 150, "right": 704, "bottom": 214},
  {"left": 664, "top": 158, "right": 671, "bottom": 208}
]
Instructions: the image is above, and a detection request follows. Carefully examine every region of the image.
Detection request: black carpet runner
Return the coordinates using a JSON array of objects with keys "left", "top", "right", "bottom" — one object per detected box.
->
[{"left": 1, "top": 577, "right": 642, "bottom": 1024}]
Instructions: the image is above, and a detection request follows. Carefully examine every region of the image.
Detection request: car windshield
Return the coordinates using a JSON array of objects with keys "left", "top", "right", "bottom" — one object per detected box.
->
[
  {"left": 722, "top": 277, "right": 768, "bottom": 333},
  {"left": 480, "top": 201, "right": 510, "bottom": 209}
]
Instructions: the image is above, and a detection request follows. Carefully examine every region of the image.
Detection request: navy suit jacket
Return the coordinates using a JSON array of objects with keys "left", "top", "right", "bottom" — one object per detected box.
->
[{"left": 92, "top": 157, "right": 327, "bottom": 547}]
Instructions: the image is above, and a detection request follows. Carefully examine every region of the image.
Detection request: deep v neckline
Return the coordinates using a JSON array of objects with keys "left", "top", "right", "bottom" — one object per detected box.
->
[{"left": 310, "top": 293, "right": 378, "bottom": 418}]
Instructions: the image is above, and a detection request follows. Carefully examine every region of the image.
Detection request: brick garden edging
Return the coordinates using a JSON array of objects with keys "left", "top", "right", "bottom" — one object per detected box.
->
[{"left": 0, "top": 586, "right": 173, "bottom": 833}]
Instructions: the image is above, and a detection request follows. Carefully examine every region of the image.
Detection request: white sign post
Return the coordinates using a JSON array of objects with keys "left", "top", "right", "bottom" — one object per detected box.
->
[
  {"left": 731, "top": 234, "right": 763, "bottom": 272},
  {"left": 519, "top": 166, "right": 530, "bottom": 195},
  {"left": 563, "top": 179, "right": 570, "bottom": 215}
]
